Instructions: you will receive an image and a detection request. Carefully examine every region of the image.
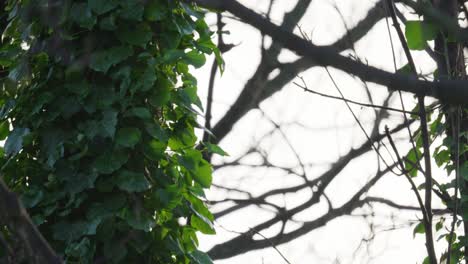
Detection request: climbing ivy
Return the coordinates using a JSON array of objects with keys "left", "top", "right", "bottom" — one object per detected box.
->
[
  {"left": 0, "top": 0, "right": 223, "bottom": 263},
  {"left": 403, "top": 11, "right": 468, "bottom": 264}
]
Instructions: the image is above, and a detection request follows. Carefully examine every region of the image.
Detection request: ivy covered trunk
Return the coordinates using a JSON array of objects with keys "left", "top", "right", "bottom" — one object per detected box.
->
[
  {"left": 432, "top": 0, "right": 468, "bottom": 262},
  {"left": 0, "top": 0, "right": 221, "bottom": 263}
]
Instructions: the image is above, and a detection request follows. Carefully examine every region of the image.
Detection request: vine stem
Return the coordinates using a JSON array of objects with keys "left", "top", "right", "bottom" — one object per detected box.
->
[{"left": 385, "top": 0, "right": 437, "bottom": 263}]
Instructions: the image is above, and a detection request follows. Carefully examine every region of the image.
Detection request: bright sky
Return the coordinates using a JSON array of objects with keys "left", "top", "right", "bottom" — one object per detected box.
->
[{"left": 193, "top": 0, "right": 451, "bottom": 263}]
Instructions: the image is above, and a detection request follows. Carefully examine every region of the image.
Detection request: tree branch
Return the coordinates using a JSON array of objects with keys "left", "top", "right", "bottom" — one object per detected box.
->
[{"left": 192, "top": 0, "right": 468, "bottom": 104}]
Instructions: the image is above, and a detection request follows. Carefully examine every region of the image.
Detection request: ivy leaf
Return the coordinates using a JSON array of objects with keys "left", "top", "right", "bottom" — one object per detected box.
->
[
  {"left": 145, "top": 1, "right": 166, "bottom": 21},
  {"left": 404, "top": 148, "right": 421, "bottom": 177},
  {"left": 184, "top": 50, "right": 206, "bottom": 68},
  {"left": 179, "top": 150, "right": 203, "bottom": 171},
  {"left": 116, "top": 128, "right": 141, "bottom": 148},
  {"left": 120, "top": 207, "right": 155, "bottom": 231},
  {"left": 124, "top": 107, "right": 152, "bottom": 120},
  {"left": 190, "top": 250, "right": 214, "bottom": 264},
  {"left": 133, "top": 65, "right": 157, "bottom": 91},
  {"left": 4, "top": 127, "right": 30, "bottom": 156},
  {"left": 0, "top": 121, "right": 10, "bottom": 140},
  {"left": 99, "top": 13, "right": 117, "bottom": 30},
  {"left": 87, "top": 194, "right": 127, "bottom": 221},
  {"left": 104, "top": 239, "right": 128, "bottom": 263},
  {"left": 118, "top": 2, "right": 144, "bottom": 21},
  {"left": 71, "top": 3, "right": 96, "bottom": 29},
  {"left": 413, "top": 222, "right": 425, "bottom": 238},
  {"left": 153, "top": 185, "right": 183, "bottom": 210},
  {"left": 116, "top": 170, "right": 151, "bottom": 192},
  {"left": 205, "top": 143, "right": 229, "bottom": 156},
  {"left": 116, "top": 23, "right": 152, "bottom": 46},
  {"left": 94, "top": 150, "right": 129, "bottom": 174},
  {"left": 90, "top": 46, "right": 133, "bottom": 73},
  {"left": 405, "top": 20, "right": 438, "bottom": 50},
  {"left": 52, "top": 219, "right": 101, "bottom": 242},
  {"left": 21, "top": 186, "right": 44, "bottom": 208},
  {"left": 143, "top": 139, "right": 166, "bottom": 161},
  {"left": 149, "top": 84, "right": 171, "bottom": 106},
  {"left": 101, "top": 109, "right": 118, "bottom": 138},
  {"left": 65, "top": 237, "right": 95, "bottom": 262},
  {"left": 397, "top": 63, "right": 412, "bottom": 75},
  {"left": 145, "top": 122, "right": 168, "bottom": 143},
  {"left": 191, "top": 213, "right": 215, "bottom": 235},
  {"left": 192, "top": 160, "right": 212, "bottom": 188},
  {"left": 88, "top": 0, "right": 119, "bottom": 15},
  {"left": 64, "top": 173, "right": 98, "bottom": 195}
]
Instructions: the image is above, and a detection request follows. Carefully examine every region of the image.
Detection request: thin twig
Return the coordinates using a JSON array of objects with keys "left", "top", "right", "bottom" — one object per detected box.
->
[
  {"left": 215, "top": 222, "right": 293, "bottom": 264},
  {"left": 322, "top": 68, "right": 402, "bottom": 176},
  {"left": 293, "top": 80, "right": 416, "bottom": 114},
  {"left": 447, "top": 106, "right": 461, "bottom": 263},
  {"left": 384, "top": 126, "right": 430, "bottom": 227},
  {"left": 385, "top": 0, "right": 437, "bottom": 262}
]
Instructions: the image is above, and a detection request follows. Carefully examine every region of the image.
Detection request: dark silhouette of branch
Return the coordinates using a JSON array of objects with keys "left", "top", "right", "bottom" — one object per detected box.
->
[
  {"left": 191, "top": 0, "right": 468, "bottom": 105},
  {"left": 208, "top": 163, "right": 397, "bottom": 260},
  {"left": 385, "top": 1, "right": 437, "bottom": 262},
  {"left": 0, "top": 178, "right": 62, "bottom": 264},
  {"left": 210, "top": 0, "right": 390, "bottom": 144}
]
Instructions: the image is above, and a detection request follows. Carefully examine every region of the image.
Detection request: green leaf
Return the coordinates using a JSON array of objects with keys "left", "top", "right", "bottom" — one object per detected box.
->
[
  {"left": 191, "top": 213, "right": 215, "bottom": 235},
  {"left": 87, "top": 194, "right": 127, "bottom": 220},
  {"left": 101, "top": 109, "right": 118, "bottom": 138},
  {"left": 118, "top": 2, "right": 144, "bottom": 21},
  {"left": 413, "top": 222, "right": 425, "bottom": 237},
  {"left": 143, "top": 139, "right": 166, "bottom": 161},
  {"left": 88, "top": 0, "right": 119, "bottom": 15},
  {"left": 180, "top": 150, "right": 203, "bottom": 171},
  {"left": 116, "top": 170, "right": 151, "bottom": 192},
  {"left": 0, "top": 120, "right": 10, "bottom": 140},
  {"left": 104, "top": 239, "right": 128, "bottom": 262},
  {"left": 187, "top": 194, "right": 213, "bottom": 222},
  {"left": 405, "top": 20, "right": 438, "bottom": 50},
  {"left": 184, "top": 50, "right": 206, "bottom": 68},
  {"left": 65, "top": 237, "right": 95, "bottom": 262},
  {"left": 120, "top": 207, "right": 155, "bottom": 231},
  {"left": 190, "top": 250, "right": 214, "bottom": 264},
  {"left": 4, "top": 127, "right": 30, "bottom": 156},
  {"left": 90, "top": 46, "right": 133, "bottom": 73},
  {"left": 94, "top": 150, "right": 129, "bottom": 174},
  {"left": 397, "top": 63, "right": 412, "bottom": 75},
  {"left": 205, "top": 143, "right": 228, "bottom": 156},
  {"left": 71, "top": 3, "right": 96, "bottom": 29},
  {"left": 116, "top": 127, "right": 141, "bottom": 148},
  {"left": 145, "top": 122, "right": 168, "bottom": 142},
  {"left": 153, "top": 185, "right": 183, "bottom": 210},
  {"left": 149, "top": 84, "right": 171, "bottom": 107},
  {"left": 133, "top": 65, "right": 157, "bottom": 91},
  {"left": 192, "top": 159, "right": 212, "bottom": 188},
  {"left": 21, "top": 186, "right": 44, "bottom": 208},
  {"left": 145, "top": 1, "right": 166, "bottom": 21},
  {"left": 125, "top": 107, "right": 152, "bottom": 120},
  {"left": 99, "top": 13, "right": 117, "bottom": 30},
  {"left": 52, "top": 219, "right": 101, "bottom": 242},
  {"left": 404, "top": 148, "right": 421, "bottom": 177},
  {"left": 116, "top": 23, "right": 152, "bottom": 46}
]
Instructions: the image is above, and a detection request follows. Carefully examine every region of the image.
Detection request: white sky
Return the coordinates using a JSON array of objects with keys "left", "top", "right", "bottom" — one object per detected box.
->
[{"left": 192, "top": 0, "right": 455, "bottom": 263}]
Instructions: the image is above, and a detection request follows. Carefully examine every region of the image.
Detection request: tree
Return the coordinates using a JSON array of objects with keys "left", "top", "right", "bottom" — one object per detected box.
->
[
  {"left": 0, "top": 0, "right": 467, "bottom": 263},
  {"left": 0, "top": 0, "right": 220, "bottom": 263},
  {"left": 191, "top": 0, "right": 467, "bottom": 263}
]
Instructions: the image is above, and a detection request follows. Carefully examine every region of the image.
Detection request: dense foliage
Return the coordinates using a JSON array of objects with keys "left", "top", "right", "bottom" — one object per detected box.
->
[{"left": 0, "top": 0, "right": 223, "bottom": 263}]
